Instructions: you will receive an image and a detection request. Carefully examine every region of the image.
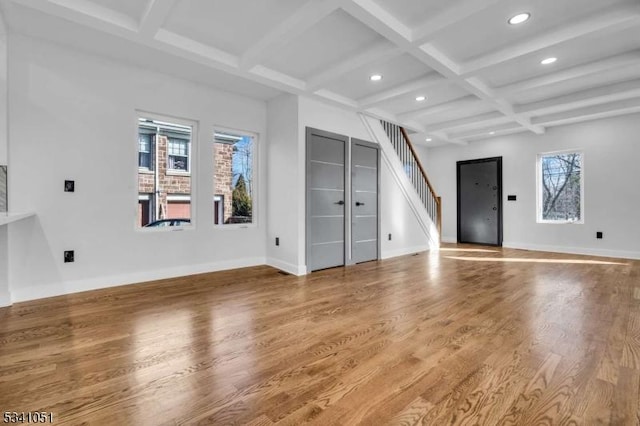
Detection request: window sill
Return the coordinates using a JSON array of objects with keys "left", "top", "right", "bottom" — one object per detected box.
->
[
  {"left": 214, "top": 223, "right": 257, "bottom": 231},
  {"left": 166, "top": 170, "right": 191, "bottom": 177},
  {"left": 138, "top": 168, "right": 154, "bottom": 174},
  {"left": 537, "top": 220, "right": 584, "bottom": 225},
  {"left": 136, "top": 225, "right": 195, "bottom": 233}
]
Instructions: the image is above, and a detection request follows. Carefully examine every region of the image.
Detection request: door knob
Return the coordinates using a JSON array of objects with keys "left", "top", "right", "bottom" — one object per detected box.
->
[
  {"left": 492, "top": 206, "right": 497, "bottom": 210},
  {"left": 335, "top": 200, "right": 345, "bottom": 205},
  {"left": 356, "top": 202, "right": 365, "bottom": 206}
]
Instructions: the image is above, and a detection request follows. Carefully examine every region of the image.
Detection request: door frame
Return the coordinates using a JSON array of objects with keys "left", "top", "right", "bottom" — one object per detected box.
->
[
  {"left": 456, "top": 156, "right": 503, "bottom": 246},
  {"left": 349, "top": 138, "right": 381, "bottom": 265},
  {"left": 305, "top": 127, "right": 349, "bottom": 271}
]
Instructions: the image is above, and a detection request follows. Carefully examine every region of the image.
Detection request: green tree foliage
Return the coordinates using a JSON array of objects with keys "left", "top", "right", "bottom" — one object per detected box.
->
[{"left": 232, "top": 174, "right": 252, "bottom": 217}]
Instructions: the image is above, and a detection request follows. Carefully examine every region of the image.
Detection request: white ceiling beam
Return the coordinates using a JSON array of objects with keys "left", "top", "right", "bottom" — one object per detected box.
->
[
  {"left": 342, "top": 0, "right": 543, "bottom": 136},
  {"left": 313, "top": 89, "right": 359, "bottom": 108},
  {"left": 426, "top": 111, "right": 512, "bottom": 132},
  {"left": 532, "top": 98, "right": 640, "bottom": 127},
  {"left": 8, "top": 0, "right": 370, "bottom": 115},
  {"left": 431, "top": 132, "right": 468, "bottom": 146},
  {"left": 357, "top": 74, "right": 447, "bottom": 107},
  {"left": 138, "top": 0, "right": 177, "bottom": 39},
  {"left": 461, "top": 6, "right": 640, "bottom": 76},
  {"left": 451, "top": 123, "right": 525, "bottom": 140},
  {"left": 240, "top": 0, "right": 340, "bottom": 70},
  {"left": 403, "top": 127, "right": 468, "bottom": 146},
  {"left": 411, "top": 0, "right": 503, "bottom": 44},
  {"left": 306, "top": 41, "right": 401, "bottom": 90},
  {"left": 517, "top": 79, "right": 640, "bottom": 116},
  {"left": 496, "top": 51, "right": 640, "bottom": 96},
  {"left": 463, "top": 127, "right": 530, "bottom": 142},
  {"left": 398, "top": 96, "right": 481, "bottom": 121},
  {"left": 154, "top": 29, "right": 238, "bottom": 68},
  {"left": 14, "top": 0, "right": 138, "bottom": 33}
]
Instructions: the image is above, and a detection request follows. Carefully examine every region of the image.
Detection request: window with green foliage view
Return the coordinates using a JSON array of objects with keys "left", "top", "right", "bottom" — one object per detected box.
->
[{"left": 214, "top": 131, "right": 254, "bottom": 225}]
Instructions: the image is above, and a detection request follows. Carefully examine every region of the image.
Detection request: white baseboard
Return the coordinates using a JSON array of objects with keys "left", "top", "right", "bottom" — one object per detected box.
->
[
  {"left": 503, "top": 241, "right": 640, "bottom": 260},
  {"left": 10, "top": 257, "right": 267, "bottom": 303},
  {"left": 381, "top": 245, "right": 430, "bottom": 260},
  {"left": 441, "top": 236, "right": 457, "bottom": 244},
  {"left": 0, "top": 291, "right": 11, "bottom": 307},
  {"left": 266, "top": 258, "right": 307, "bottom": 276}
]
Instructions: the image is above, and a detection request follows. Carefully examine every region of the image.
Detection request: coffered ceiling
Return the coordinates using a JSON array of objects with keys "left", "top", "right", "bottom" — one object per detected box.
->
[{"left": 2, "top": 0, "right": 640, "bottom": 146}]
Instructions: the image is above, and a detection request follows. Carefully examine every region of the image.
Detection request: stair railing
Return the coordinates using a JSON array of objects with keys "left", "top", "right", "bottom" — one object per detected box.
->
[{"left": 380, "top": 120, "right": 442, "bottom": 241}]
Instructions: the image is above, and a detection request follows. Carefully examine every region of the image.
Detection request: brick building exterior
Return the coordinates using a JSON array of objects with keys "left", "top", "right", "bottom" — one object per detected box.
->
[
  {"left": 214, "top": 142, "right": 234, "bottom": 224},
  {"left": 137, "top": 133, "right": 234, "bottom": 226}
]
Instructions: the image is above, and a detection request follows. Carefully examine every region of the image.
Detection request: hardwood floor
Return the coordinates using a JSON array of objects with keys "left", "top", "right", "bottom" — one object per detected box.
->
[{"left": 1, "top": 245, "right": 639, "bottom": 425}]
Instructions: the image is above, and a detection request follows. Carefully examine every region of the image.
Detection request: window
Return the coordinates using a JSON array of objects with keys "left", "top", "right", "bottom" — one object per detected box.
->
[
  {"left": 168, "top": 138, "right": 189, "bottom": 172},
  {"left": 138, "top": 131, "right": 153, "bottom": 170},
  {"left": 538, "top": 151, "right": 583, "bottom": 223},
  {"left": 137, "top": 115, "right": 194, "bottom": 229},
  {"left": 214, "top": 130, "right": 255, "bottom": 225},
  {"left": 138, "top": 193, "right": 152, "bottom": 226},
  {"left": 214, "top": 195, "right": 224, "bottom": 225}
]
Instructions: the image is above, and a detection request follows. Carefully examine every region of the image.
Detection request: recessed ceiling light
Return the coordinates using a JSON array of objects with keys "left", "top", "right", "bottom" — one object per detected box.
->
[
  {"left": 541, "top": 57, "right": 557, "bottom": 65},
  {"left": 508, "top": 12, "right": 530, "bottom": 25},
  {"left": 416, "top": 96, "right": 426, "bottom": 102},
  {"left": 370, "top": 74, "right": 383, "bottom": 81},
  {"left": 426, "top": 138, "right": 432, "bottom": 142},
  {"left": 489, "top": 131, "right": 496, "bottom": 135}
]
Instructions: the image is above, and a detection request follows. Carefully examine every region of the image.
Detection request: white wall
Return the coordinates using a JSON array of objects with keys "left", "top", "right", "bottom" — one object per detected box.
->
[
  {"left": 423, "top": 114, "right": 640, "bottom": 259},
  {"left": 266, "top": 94, "right": 303, "bottom": 274},
  {"left": 0, "top": 11, "right": 9, "bottom": 306},
  {"left": 7, "top": 35, "right": 268, "bottom": 302},
  {"left": 0, "top": 11, "right": 6, "bottom": 165}
]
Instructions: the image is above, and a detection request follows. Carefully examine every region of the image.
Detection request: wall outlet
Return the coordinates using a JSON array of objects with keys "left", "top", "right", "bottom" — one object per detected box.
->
[
  {"left": 64, "top": 180, "right": 75, "bottom": 192},
  {"left": 388, "top": 233, "right": 392, "bottom": 241},
  {"left": 275, "top": 237, "right": 280, "bottom": 246},
  {"left": 596, "top": 232, "right": 603, "bottom": 239},
  {"left": 64, "top": 250, "right": 75, "bottom": 263}
]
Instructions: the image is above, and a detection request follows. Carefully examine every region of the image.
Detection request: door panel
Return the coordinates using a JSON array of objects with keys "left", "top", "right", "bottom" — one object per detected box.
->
[
  {"left": 308, "top": 161, "right": 344, "bottom": 189},
  {"left": 309, "top": 189, "right": 345, "bottom": 216},
  {"left": 307, "top": 129, "right": 346, "bottom": 272},
  {"left": 351, "top": 141, "right": 379, "bottom": 264},
  {"left": 457, "top": 157, "right": 502, "bottom": 246}
]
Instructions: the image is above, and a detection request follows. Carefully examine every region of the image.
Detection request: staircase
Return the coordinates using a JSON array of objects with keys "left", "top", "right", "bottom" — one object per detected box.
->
[{"left": 380, "top": 120, "right": 442, "bottom": 242}]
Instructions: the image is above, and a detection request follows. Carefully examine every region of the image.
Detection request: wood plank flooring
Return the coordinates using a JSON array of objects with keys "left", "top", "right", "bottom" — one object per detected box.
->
[{"left": 1, "top": 244, "right": 639, "bottom": 425}]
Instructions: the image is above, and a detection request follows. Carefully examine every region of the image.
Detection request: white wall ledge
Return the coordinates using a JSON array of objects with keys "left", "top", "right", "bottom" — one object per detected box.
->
[{"left": 0, "top": 212, "right": 35, "bottom": 226}]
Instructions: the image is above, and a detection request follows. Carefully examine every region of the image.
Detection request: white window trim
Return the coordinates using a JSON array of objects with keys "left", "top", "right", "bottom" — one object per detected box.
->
[
  {"left": 135, "top": 111, "right": 198, "bottom": 232},
  {"left": 137, "top": 132, "right": 154, "bottom": 172},
  {"left": 166, "top": 137, "right": 192, "bottom": 175},
  {"left": 167, "top": 194, "right": 191, "bottom": 202},
  {"left": 536, "top": 149, "right": 584, "bottom": 225},
  {"left": 213, "top": 125, "right": 259, "bottom": 230}
]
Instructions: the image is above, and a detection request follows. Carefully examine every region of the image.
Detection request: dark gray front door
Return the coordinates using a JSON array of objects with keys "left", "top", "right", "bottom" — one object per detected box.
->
[
  {"left": 306, "top": 128, "right": 347, "bottom": 272},
  {"left": 351, "top": 140, "right": 379, "bottom": 263},
  {"left": 457, "top": 157, "right": 502, "bottom": 246}
]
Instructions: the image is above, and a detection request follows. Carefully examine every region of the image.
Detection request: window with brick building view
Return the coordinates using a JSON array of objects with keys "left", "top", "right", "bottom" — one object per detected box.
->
[
  {"left": 137, "top": 117, "right": 194, "bottom": 228},
  {"left": 214, "top": 131, "right": 254, "bottom": 225}
]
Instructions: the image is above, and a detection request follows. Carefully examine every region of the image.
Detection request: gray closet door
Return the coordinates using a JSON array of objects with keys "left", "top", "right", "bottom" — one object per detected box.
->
[
  {"left": 306, "top": 128, "right": 347, "bottom": 272},
  {"left": 457, "top": 157, "right": 502, "bottom": 246},
  {"left": 351, "top": 140, "right": 379, "bottom": 264}
]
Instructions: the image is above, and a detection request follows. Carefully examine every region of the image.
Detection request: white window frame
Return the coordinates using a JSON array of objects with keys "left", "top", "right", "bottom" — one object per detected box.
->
[
  {"left": 536, "top": 149, "right": 584, "bottom": 225},
  {"left": 135, "top": 111, "right": 198, "bottom": 232},
  {"left": 213, "top": 126, "right": 258, "bottom": 230},
  {"left": 166, "top": 136, "right": 191, "bottom": 175},
  {"left": 137, "top": 132, "right": 154, "bottom": 171},
  {"left": 214, "top": 195, "right": 224, "bottom": 225}
]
